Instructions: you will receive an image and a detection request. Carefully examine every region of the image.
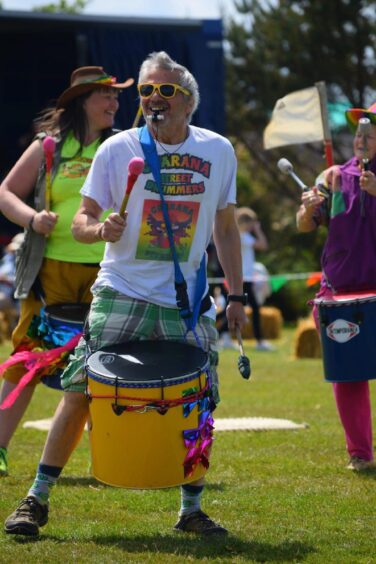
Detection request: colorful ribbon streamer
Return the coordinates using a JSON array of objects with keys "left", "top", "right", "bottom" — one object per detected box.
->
[
  {"left": 183, "top": 411, "right": 215, "bottom": 478},
  {"left": 0, "top": 333, "right": 81, "bottom": 409}
]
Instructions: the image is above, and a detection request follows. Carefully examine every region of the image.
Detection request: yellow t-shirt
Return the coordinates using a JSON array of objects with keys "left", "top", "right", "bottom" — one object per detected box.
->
[{"left": 44, "top": 131, "right": 107, "bottom": 263}]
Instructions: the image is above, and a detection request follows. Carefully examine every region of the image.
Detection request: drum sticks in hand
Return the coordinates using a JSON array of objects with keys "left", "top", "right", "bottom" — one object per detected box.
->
[
  {"left": 42, "top": 136, "right": 56, "bottom": 212},
  {"left": 236, "top": 326, "right": 251, "bottom": 380},
  {"left": 119, "top": 157, "right": 145, "bottom": 216}
]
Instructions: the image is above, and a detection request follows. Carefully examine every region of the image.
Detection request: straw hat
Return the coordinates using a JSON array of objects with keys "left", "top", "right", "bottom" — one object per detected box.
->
[
  {"left": 235, "top": 207, "right": 258, "bottom": 223},
  {"left": 345, "top": 101, "right": 376, "bottom": 132},
  {"left": 56, "top": 66, "right": 134, "bottom": 109}
]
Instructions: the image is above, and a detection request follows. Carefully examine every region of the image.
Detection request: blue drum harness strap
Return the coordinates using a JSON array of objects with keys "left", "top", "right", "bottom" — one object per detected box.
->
[{"left": 138, "top": 125, "right": 207, "bottom": 345}]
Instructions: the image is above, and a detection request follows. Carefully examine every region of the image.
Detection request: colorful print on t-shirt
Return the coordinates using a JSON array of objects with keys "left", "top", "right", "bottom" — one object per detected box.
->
[
  {"left": 136, "top": 199, "right": 200, "bottom": 261},
  {"left": 59, "top": 157, "right": 93, "bottom": 179}
]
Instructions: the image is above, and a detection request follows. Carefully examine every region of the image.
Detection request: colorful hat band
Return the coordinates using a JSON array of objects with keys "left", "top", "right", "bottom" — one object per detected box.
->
[
  {"left": 345, "top": 102, "right": 376, "bottom": 132},
  {"left": 78, "top": 75, "right": 117, "bottom": 87}
]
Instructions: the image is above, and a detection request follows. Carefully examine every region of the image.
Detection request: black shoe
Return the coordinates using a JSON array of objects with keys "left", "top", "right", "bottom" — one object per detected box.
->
[
  {"left": 4, "top": 496, "right": 48, "bottom": 536},
  {"left": 174, "top": 510, "right": 228, "bottom": 535}
]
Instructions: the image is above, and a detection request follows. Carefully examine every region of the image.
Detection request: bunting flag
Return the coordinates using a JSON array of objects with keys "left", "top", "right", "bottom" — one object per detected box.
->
[
  {"left": 209, "top": 272, "right": 323, "bottom": 293},
  {"left": 306, "top": 272, "right": 322, "bottom": 287},
  {"left": 270, "top": 275, "right": 289, "bottom": 293},
  {"left": 263, "top": 86, "right": 324, "bottom": 150}
]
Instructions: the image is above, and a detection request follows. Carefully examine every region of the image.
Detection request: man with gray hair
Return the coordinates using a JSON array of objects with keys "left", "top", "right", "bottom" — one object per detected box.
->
[{"left": 5, "top": 51, "right": 246, "bottom": 537}]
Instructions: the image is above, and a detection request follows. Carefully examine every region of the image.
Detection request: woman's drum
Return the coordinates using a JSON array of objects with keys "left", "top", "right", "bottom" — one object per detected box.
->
[
  {"left": 38, "top": 303, "right": 89, "bottom": 389},
  {"left": 86, "top": 340, "right": 214, "bottom": 489},
  {"left": 316, "top": 292, "right": 376, "bottom": 382}
]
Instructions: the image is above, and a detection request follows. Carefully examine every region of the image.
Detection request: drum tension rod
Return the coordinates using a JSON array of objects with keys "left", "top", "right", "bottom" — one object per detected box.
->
[
  {"left": 112, "top": 375, "right": 128, "bottom": 416},
  {"left": 157, "top": 376, "right": 168, "bottom": 415}
]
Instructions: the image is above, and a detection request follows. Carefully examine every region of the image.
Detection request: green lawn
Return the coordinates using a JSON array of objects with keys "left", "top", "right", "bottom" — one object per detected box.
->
[{"left": 0, "top": 329, "right": 375, "bottom": 563}]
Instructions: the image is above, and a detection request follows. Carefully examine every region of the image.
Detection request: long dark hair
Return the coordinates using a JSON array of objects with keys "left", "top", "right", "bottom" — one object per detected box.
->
[{"left": 34, "top": 88, "right": 113, "bottom": 152}]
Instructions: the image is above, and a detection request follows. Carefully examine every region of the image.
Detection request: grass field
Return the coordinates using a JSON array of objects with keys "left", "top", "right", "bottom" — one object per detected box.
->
[{"left": 0, "top": 329, "right": 375, "bottom": 563}]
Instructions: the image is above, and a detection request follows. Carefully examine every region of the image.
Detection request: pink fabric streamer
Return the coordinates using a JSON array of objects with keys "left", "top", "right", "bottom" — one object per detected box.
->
[
  {"left": 183, "top": 437, "right": 212, "bottom": 478},
  {"left": 183, "top": 414, "right": 215, "bottom": 478},
  {"left": 0, "top": 334, "right": 81, "bottom": 410}
]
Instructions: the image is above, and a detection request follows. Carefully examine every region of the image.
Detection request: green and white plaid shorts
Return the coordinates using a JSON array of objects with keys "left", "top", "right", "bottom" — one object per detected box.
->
[{"left": 61, "top": 286, "right": 220, "bottom": 402}]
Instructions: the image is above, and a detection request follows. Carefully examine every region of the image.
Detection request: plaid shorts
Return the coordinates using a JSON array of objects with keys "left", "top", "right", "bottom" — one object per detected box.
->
[{"left": 61, "top": 286, "right": 219, "bottom": 401}]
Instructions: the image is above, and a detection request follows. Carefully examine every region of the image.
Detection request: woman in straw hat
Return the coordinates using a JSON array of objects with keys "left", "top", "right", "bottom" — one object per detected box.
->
[
  {"left": 297, "top": 101, "right": 376, "bottom": 472},
  {"left": 0, "top": 66, "right": 134, "bottom": 476}
]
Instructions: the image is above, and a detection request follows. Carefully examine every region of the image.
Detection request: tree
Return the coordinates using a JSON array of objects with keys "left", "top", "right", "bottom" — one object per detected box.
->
[
  {"left": 224, "top": 0, "right": 376, "bottom": 318},
  {"left": 33, "top": 0, "right": 88, "bottom": 13}
]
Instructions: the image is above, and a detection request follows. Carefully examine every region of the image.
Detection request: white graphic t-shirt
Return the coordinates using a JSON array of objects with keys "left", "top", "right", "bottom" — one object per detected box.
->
[{"left": 81, "top": 126, "right": 237, "bottom": 308}]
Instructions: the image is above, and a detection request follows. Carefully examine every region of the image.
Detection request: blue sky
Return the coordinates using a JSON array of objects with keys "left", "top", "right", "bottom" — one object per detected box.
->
[{"left": 3, "top": 0, "right": 230, "bottom": 18}]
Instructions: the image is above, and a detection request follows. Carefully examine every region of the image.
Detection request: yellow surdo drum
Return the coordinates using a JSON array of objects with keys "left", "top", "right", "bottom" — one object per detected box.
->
[{"left": 86, "top": 340, "right": 214, "bottom": 489}]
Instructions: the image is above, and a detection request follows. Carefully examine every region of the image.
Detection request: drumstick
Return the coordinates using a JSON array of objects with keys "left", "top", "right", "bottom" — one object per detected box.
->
[
  {"left": 358, "top": 117, "right": 371, "bottom": 172},
  {"left": 132, "top": 105, "right": 143, "bottom": 128},
  {"left": 119, "top": 157, "right": 145, "bottom": 216},
  {"left": 236, "top": 326, "right": 251, "bottom": 380},
  {"left": 42, "top": 136, "right": 56, "bottom": 212},
  {"left": 278, "top": 157, "right": 330, "bottom": 199},
  {"left": 358, "top": 118, "right": 371, "bottom": 216},
  {"left": 277, "top": 158, "right": 308, "bottom": 191}
]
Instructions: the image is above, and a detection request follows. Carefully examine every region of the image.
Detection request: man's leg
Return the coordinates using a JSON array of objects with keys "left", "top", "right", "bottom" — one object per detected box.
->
[
  {"left": 39, "top": 392, "right": 89, "bottom": 466},
  {"left": 4, "top": 391, "right": 89, "bottom": 536},
  {"left": 156, "top": 309, "right": 227, "bottom": 535}
]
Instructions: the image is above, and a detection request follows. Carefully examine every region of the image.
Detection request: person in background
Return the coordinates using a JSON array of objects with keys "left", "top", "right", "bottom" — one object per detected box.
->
[
  {"left": 296, "top": 101, "right": 376, "bottom": 471},
  {"left": 213, "top": 285, "right": 236, "bottom": 349},
  {"left": 4, "top": 50, "right": 246, "bottom": 538},
  {"left": 0, "top": 233, "right": 24, "bottom": 329},
  {"left": 236, "top": 207, "right": 274, "bottom": 351},
  {"left": 0, "top": 66, "right": 134, "bottom": 477}
]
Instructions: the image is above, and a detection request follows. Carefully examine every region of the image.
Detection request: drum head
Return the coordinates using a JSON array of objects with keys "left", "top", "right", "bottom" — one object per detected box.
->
[
  {"left": 87, "top": 341, "right": 208, "bottom": 386},
  {"left": 45, "top": 303, "right": 90, "bottom": 323},
  {"left": 314, "top": 290, "right": 376, "bottom": 306}
]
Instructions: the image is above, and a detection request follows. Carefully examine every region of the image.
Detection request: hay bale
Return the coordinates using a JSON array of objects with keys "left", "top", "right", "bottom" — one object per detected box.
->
[
  {"left": 294, "top": 317, "right": 322, "bottom": 358},
  {"left": 0, "top": 311, "right": 8, "bottom": 344},
  {"left": 242, "top": 306, "right": 283, "bottom": 340}
]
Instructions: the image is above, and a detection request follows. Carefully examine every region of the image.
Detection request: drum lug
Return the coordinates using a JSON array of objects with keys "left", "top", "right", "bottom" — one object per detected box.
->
[{"left": 112, "top": 403, "right": 127, "bottom": 416}]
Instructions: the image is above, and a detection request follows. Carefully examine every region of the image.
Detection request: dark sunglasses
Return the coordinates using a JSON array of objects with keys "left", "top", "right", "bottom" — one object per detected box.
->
[{"left": 137, "top": 83, "right": 191, "bottom": 99}]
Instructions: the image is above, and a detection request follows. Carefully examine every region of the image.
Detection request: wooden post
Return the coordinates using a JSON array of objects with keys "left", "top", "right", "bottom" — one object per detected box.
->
[{"left": 315, "top": 81, "right": 334, "bottom": 166}]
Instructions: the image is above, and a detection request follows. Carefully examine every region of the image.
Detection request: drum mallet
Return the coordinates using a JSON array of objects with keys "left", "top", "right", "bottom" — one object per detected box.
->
[
  {"left": 358, "top": 117, "right": 371, "bottom": 216},
  {"left": 42, "top": 136, "right": 56, "bottom": 212},
  {"left": 358, "top": 117, "right": 371, "bottom": 171},
  {"left": 119, "top": 157, "right": 145, "bottom": 216},
  {"left": 236, "top": 326, "right": 251, "bottom": 380},
  {"left": 277, "top": 158, "right": 309, "bottom": 191},
  {"left": 278, "top": 157, "right": 330, "bottom": 199}
]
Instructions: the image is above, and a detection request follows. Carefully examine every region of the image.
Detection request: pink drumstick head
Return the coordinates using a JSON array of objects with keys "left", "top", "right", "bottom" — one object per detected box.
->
[
  {"left": 42, "top": 136, "right": 56, "bottom": 155},
  {"left": 128, "top": 156, "right": 144, "bottom": 176},
  {"left": 42, "top": 136, "right": 56, "bottom": 171},
  {"left": 125, "top": 157, "right": 144, "bottom": 196}
]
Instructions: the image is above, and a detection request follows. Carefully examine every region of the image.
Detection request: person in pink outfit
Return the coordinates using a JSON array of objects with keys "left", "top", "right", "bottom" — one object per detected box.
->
[{"left": 297, "top": 101, "right": 376, "bottom": 471}]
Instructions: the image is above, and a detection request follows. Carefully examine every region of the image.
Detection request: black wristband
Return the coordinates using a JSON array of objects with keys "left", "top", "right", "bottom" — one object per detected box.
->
[{"left": 227, "top": 293, "right": 247, "bottom": 305}]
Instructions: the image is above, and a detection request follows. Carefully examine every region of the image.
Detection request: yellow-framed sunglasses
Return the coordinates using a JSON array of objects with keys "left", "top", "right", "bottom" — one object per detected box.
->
[{"left": 137, "top": 83, "right": 191, "bottom": 99}]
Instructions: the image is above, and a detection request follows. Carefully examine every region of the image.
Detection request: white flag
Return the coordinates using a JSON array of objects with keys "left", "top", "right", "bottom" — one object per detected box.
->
[{"left": 263, "top": 86, "right": 324, "bottom": 150}]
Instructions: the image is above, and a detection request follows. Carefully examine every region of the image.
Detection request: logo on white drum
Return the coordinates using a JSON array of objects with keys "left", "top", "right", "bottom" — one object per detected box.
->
[
  {"left": 100, "top": 354, "right": 116, "bottom": 365},
  {"left": 326, "top": 319, "right": 360, "bottom": 343}
]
